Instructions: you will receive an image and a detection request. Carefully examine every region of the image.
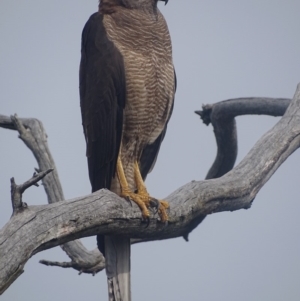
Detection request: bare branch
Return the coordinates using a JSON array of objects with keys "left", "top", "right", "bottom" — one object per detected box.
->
[
  {"left": 195, "top": 97, "right": 291, "bottom": 179},
  {"left": 1, "top": 83, "right": 300, "bottom": 295},
  {"left": 39, "top": 259, "right": 99, "bottom": 276},
  {"left": 0, "top": 113, "right": 105, "bottom": 274},
  {"left": 10, "top": 169, "right": 53, "bottom": 213},
  {"left": 0, "top": 114, "right": 65, "bottom": 203},
  {"left": 39, "top": 260, "right": 78, "bottom": 269}
]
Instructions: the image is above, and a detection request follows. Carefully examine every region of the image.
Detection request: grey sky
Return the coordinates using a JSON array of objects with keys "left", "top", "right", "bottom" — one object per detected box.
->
[{"left": 1, "top": 1, "right": 300, "bottom": 300}]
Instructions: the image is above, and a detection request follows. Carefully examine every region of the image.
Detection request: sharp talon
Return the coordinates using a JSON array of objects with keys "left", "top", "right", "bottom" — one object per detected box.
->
[
  {"left": 149, "top": 198, "right": 159, "bottom": 209},
  {"left": 125, "top": 196, "right": 132, "bottom": 206},
  {"left": 142, "top": 216, "right": 150, "bottom": 228}
]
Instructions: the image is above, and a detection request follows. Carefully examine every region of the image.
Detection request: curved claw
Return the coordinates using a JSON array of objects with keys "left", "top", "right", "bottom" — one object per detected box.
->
[
  {"left": 141, "top": 216, "right": 150, "bottom": 228},
  {"left": 149, "top": 198, "right": 160, "bottom": 214},
  {"left": 125, "top": 196, "right": 133, "bottom": 206}
]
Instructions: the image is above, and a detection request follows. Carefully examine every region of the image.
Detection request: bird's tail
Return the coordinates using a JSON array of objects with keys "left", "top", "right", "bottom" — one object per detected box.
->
[{"left": 105, "top": 235, "right": 131, "bottom": 301}]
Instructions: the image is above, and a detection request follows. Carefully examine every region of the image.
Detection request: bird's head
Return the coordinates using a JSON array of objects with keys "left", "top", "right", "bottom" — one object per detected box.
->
[
  {"left": 99, "top": 0, "right": 169, "bottom": 13},
  {"left": 121, "top": 0, "right": 169, "bottom": 8}
]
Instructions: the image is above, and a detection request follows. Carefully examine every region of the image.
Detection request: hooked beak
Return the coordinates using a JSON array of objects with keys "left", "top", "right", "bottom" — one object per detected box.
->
[{"left": 160, "top": 0, "right": 169, "bottom": 5}]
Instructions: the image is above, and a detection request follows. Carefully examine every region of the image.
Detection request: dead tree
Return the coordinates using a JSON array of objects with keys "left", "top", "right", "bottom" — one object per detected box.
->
[{"left": 0, "top": 83, "right": 298, "bottom": 296}]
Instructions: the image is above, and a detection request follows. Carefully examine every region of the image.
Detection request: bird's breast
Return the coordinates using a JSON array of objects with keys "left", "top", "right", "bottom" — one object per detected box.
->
[{"left": 103, "top": 9, "right": 175, "bottom": 149}]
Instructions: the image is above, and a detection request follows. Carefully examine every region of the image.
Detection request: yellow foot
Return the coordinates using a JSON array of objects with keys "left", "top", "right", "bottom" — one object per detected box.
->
[
  {"left": 120, "top": 188, "right": 150, "bottom": 221},
  {"left": 121, "top": 189, "right": 169, "bottom": 223},
  {"left": 117, "top": 157, "right": 170, "bottom": 223},
  {"left": 157, "top": 200, "right": 169, "bottom": 223},
  {"left": 135, "top": 191, "right": 169, "bottom": 223}
]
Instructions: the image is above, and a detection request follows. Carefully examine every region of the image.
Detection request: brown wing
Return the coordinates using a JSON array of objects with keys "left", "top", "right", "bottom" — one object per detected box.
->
[
  {"left": 80, "top": 12, "right": 126, "bottom": 192},
  {"left": 139, "top": 71, "right": 177, "bottom": 180}
]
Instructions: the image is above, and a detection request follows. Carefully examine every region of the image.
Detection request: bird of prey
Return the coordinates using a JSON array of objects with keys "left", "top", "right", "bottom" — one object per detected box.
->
[{"left": 80, "top": 0, "right": 175, "bottom": 300}]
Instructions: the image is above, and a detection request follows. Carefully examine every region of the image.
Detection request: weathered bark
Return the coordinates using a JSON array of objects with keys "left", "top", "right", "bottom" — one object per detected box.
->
[
  {"left": 0, "top": 84, "right": 299, "bottom": 295},
  {"left": 0, "top": 114, "right": 105, "bottom": 275},
  {"left": 10, "top": 169, "right": 53, "bottom": 212},
  {"left": 191, "top": 97, "right": 291, "bottom": 232},
  {"left": 195, "top": 97, "right": 291, "bottom": 179}
]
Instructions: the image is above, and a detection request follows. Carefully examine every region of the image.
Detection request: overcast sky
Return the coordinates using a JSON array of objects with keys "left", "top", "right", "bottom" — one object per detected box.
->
[{"left": 1, "top": 1, "right": 300, "bottom": 300}]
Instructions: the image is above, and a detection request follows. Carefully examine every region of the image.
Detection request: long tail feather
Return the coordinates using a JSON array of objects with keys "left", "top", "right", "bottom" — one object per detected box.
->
[{"left": 105, "top": 236, "right": 131, "bottom": 301}]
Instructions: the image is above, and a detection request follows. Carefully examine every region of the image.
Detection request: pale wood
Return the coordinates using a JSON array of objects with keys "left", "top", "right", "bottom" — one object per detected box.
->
[
  {"left": 195, "top": 97, "right": 291, "bottom": 179},
  {"left": 0, "top": 84, "right": 299, "bottom": 295},
  {"left": 0, "top": 114, "right": 105, "bottom": 277}
]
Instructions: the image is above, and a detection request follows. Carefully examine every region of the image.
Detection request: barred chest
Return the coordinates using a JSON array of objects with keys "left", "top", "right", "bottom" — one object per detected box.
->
[{"left": 102, "top": 8, "right": 175, "bottom": 145}]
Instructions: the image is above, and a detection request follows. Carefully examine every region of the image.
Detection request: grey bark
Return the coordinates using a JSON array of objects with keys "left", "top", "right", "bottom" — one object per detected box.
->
[
  {"left": 0, "top": 114, "right": 105, "bottom": 276},
  {"left": 0, "top": 84, "right": 298, "bottom": 295},
  {"left": 195, "top": 97, "right": 291, "bottom": 179},
  {"left": 10, "top": 169, "right": 53, "bottom": 212}
]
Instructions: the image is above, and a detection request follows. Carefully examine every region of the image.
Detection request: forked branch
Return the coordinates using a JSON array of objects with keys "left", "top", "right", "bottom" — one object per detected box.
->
[
  {"left": 10, "top": 169, "right": 53, "bottom": 213},
  {"left": 195, "top": 97, "right": 291, "bottom": 179},
  {"left": 0, "top": 114, "right": 106, "bottom": 276},
  {"left": 0, "top": 84, "right": 299, "bottom": 295}
]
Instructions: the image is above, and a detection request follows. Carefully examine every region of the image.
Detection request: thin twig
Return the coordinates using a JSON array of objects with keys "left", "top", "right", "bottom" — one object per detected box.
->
[
  {"left": 39, "top": 260, "right": 99, "bottom": 276},
  {"left": 10, "top": 169, "right": 53, "bottom": 213}
]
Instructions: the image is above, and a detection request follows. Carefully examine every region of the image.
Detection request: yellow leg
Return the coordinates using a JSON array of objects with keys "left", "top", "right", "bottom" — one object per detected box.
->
[
  {"left": 116, "top": 156, "right": 169, "bottom": 222},
  {"left": 117, "top": 157, "right": 150, "bottom": 220},
  {"left": 134, "top": 161, "right": 149, "bottom": 196},
  {"left": 133, "top": 161, "right": 169, "bottom": 223}
]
